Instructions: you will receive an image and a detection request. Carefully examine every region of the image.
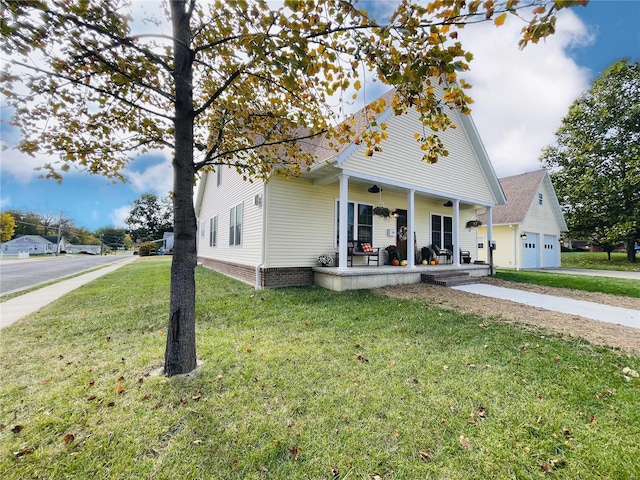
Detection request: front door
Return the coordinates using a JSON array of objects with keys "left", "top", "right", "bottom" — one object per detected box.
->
[{"left": 395, "top": 209, "right": 407, "bottom": 261}]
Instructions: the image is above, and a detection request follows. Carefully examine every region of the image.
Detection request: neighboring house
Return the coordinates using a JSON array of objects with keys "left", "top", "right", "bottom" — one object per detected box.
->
[
  {"left": 1, "top": 235, "right": 69, "bottom": 255},
  {"left": 477, "top": 170, "right": 568, "bottom": 269},
  {"left": 195, "top": 87, "right": 507, "bottom": 290},
  {"left": 162, "top": 232, "right": 174, "bottom": 253}
]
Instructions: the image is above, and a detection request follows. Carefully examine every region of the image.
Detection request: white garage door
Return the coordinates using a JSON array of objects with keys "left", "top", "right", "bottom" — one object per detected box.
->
[
  {"left": 543, "top": 235, "right": 559, "bottom": 267},
  {"left": 523, "top": 232, "right": 539, "bottom": 269}
]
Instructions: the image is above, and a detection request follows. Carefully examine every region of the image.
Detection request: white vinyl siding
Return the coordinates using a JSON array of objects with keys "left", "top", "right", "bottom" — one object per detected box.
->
[
  {"left": 196, "top": 165, "right": 264, "bottom": 266},
  {"left": 341, "top": 95, "right": 496, "bottom": 205}
]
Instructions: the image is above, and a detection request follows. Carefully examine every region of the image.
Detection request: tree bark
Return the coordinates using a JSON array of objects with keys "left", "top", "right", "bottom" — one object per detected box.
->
[
  {"left": 164, "top": 0, "right": 197, "bottom": 376},
  {"left": 627, "top": 239, "right": 637, "bottom": 263}
]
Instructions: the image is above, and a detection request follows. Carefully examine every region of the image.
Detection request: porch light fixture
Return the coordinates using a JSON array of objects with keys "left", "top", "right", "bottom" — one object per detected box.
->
[
  {"left": 391, "top": 209, "right": 399, "bottom": 218},
  {"left": 368, "top": 185, "right": 381, "bottom": 194},
  {"left": 520, "top": 233, "right": 527, "bottom": 240},
  {"left": 443, "top": 200, "right": 453, "bottom": 207}
]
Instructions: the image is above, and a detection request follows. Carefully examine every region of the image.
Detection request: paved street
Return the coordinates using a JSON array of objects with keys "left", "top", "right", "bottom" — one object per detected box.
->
[{"left": 0, "top": 253, "right": 135, "bottom": 295}]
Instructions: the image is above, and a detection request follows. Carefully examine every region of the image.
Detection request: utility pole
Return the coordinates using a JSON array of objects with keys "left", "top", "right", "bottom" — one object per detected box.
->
[{"left": 56, "top": 211, "right": 62, "bottom": 255}]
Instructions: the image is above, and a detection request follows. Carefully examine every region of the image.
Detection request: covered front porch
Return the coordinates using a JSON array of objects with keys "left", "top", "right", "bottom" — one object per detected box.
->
[{"left": 313, "top": 262, "right": 491, "bottom": 291}]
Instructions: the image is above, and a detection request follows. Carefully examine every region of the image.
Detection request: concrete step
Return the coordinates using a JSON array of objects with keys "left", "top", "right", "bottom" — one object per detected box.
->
[
  {"left": 433, "top": 276, "right": 479, "bottom": 287},
  {"left": 421, "top": 271, "right": 477, "bottom": 287}
]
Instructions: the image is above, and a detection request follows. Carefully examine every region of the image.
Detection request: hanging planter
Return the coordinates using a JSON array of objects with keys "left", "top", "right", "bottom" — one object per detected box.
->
[
  {"left": 465, "top": 220, "right": 483, "bottom": 229},
  {"left": 373, "top": 206, "right": 391, "bottom": 218}
]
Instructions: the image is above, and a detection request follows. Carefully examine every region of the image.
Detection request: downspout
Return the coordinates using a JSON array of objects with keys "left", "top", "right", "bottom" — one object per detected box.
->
[{"left": 255, "top": 183, "right": 267, "bottom": 290}]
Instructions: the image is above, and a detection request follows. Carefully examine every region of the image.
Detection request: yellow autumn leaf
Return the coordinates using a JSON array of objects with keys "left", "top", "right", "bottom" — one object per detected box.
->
[{"left": 494, "top": 13, "right": 507, "bottom": 27}]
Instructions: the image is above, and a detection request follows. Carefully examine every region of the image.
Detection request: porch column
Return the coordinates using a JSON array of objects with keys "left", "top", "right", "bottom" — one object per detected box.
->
[
  {"left": 338, "top": 174, "right": 349, "bottom": 270},
  {"left": 453, "top": 199, "right": 460, "bottom": 265},
  {"left": 407, "top": 189, "right": 415, "bottom": 267},
  {"left": 486, "top": 207, "right": 494, "bottom": 274}
]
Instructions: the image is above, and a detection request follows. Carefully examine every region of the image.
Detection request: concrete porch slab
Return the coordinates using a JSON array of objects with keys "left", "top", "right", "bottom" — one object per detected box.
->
[{"left": 313, "top": 264, "right": 492, "bottom": 291}]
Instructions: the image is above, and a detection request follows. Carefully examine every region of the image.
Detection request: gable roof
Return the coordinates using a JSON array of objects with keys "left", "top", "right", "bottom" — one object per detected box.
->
[
  {"left": 480, "top": 169, "right": 567, "bottom": 230},
  {"left": 195, "top": 85, "right": 507, "bottom": 212}
]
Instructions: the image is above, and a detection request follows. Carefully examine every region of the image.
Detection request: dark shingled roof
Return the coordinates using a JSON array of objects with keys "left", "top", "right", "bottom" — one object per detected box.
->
[{"left": 480, "top": 170, "right": 547, "bottom": 224}]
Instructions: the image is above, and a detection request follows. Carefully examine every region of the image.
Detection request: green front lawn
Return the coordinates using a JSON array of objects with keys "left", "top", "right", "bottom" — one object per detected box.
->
[
  {"left": 562, "top": 251, "right": 640, "bottom": 272},
  {"left": 495, "top": 270, "right": 640, "bottom": 298},
  {"left": 1, "top": 260, "right": 638, "bottom": 479}
]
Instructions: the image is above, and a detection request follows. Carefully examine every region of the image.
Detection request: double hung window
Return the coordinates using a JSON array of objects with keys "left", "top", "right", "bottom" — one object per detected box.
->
[
  {"left": 209, "top": 216, "right": 217, "bottom": 247},
  {"left": 336, "top": 201, "right": 373, "bottom": 245},
  {"left": 229, "top": 203, "right": 243, "bottom": 246},
  {"left": 431, "top": 214, "right": 453, "bottom": 249}
]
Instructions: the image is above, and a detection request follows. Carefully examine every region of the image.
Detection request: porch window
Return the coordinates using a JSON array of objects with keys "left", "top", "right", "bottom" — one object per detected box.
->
[
  {"left": 431, "top": 214, "right": 453, "bottom": 249},
  {"left": 229, "top": 203, "right": 243, "bottom": 246},
  {"left": 336, "top": 201, "right": 373, "bottom": 245}
]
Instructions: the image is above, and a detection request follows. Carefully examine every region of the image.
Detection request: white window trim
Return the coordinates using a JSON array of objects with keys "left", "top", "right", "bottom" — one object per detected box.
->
[
  {"left": 209, "top": 215, "right": 217, "bottom": 247},
  {"left": 229, "top": 203, "right": 243, "bottom": 246},
  {"left": 335, "top": 200, "right": 374, "bottom": 247}
]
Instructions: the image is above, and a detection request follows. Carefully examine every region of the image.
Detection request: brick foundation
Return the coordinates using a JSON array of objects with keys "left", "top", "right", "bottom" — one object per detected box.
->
[{"left": 197, "top": 257, "right": 313, "bottom": 288}]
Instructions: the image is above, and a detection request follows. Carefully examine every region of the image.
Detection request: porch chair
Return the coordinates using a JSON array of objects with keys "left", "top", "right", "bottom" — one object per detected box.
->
[
  {"left": 431, "top": 244, "right": 452, "bottom": 264},
  {"left": 347, "top": 241, "right": 380, "bottom": 266},
  {"left": 460, "top": 249, "right": 472, "bottom": 264}
]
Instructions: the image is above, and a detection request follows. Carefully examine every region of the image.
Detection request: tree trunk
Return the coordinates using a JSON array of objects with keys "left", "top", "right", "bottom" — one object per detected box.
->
[
  {"left": 627, "top": 239, "right": 637, "bottom": 263},
  {"left": 164, "top": 0, "right": 197, "bottom": 376}
]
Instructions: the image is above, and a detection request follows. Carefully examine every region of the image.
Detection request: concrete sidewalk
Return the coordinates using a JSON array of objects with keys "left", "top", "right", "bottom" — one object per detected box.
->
[
  {"left": 453, "top": 283, "right": 639, "bottom": 329},
  {"left": 1, "top": 256, "right": 138, "bottom": 329}
]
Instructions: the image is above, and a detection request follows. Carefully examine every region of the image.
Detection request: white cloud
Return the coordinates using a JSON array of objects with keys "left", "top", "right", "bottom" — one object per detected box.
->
[
  {"left": 109, "top": 205, "right": 130, "bottom": 228},
  {"left": 125, "top": 153, "right": 174, "bottom": 196},
  {"left": 457, "top": 10, "right": 593, "bottom": 177}
]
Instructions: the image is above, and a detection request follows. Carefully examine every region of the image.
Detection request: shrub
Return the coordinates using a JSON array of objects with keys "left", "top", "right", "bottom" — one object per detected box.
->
[{"left": 138, "top": 241, "right": 157, "bottom": 257}]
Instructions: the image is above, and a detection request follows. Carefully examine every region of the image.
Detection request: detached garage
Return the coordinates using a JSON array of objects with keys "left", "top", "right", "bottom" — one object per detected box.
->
[{"left": 478, "top": 170, "right": 567, "bottom": 270}]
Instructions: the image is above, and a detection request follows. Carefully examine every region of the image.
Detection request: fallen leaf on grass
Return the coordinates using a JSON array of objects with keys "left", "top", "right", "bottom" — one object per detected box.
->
[
  {"left": 459, "top": 435, "right": 471, "bottom": 449},
  {"left": 418, "top": 450, "right": 432, "bottom": 462},
  {"left": 14, "top": 446, "right": 34, "bottom": 457},
  {"left": 192, "top": 392, "right": 202, "bottom": 401},
  {"left": 541, "top": 458, "right": 567, "bottom": 472},
  {"left": 288, "top": 445, "right": 300, "bottom": 460},
  {"left": 11, "top": 425, "right": 24, "bottom": 434},
  {"left": 356, "top": 354, "right": 369, "bottom": 363},
  {"left": 116, "top": 385, "right": 125, "bottom": 394},
  {"left": 63, "top": 433, "right": 75, "bottom": 444}
]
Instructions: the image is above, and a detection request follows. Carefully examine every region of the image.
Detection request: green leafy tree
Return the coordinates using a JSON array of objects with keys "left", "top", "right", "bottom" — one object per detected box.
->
[
  {"left": 0, "top": 0, "right": 585, "bottom": 375},
  {"left": 5, "top": 209, "right": 48, "bottom": 236},
  {"left": 97, "top": 227, "right": 128, "bottom": 249},
  {"left": 0, "top": 212, "right": 16, "bottom": 241},
  {"left": 125, "top": 193, "right": 173, "bottom": 242},
  {"left": 541, "top": 59, "right": 640, "bottom": 262}
]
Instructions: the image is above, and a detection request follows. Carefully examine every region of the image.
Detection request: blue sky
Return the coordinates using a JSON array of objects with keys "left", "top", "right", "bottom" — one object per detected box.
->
[{"left": 1, "top": 0, "right": 639, "bottom": 232}]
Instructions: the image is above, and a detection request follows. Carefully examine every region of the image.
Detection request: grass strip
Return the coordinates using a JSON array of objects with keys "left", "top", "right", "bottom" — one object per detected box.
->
[
  {"left": 495, "top": 270, "right": 640, "bottom": 298},
  {"left": 561, "top": 252, "right": 640, "bottom": 272},
  {"left": 1, "top": 260, "right": 638, "bottom": 479}
]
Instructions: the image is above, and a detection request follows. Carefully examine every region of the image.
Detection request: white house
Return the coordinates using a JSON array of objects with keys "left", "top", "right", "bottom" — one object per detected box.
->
[
  {"left": 477, "top": 170, "right": 568, "bottom": 269},
  {"left": 1, "top": 235, "right": 70, "bottom": 255},
  {"left": 195, "top": 87, "right": 507, "bottom": 290}
]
